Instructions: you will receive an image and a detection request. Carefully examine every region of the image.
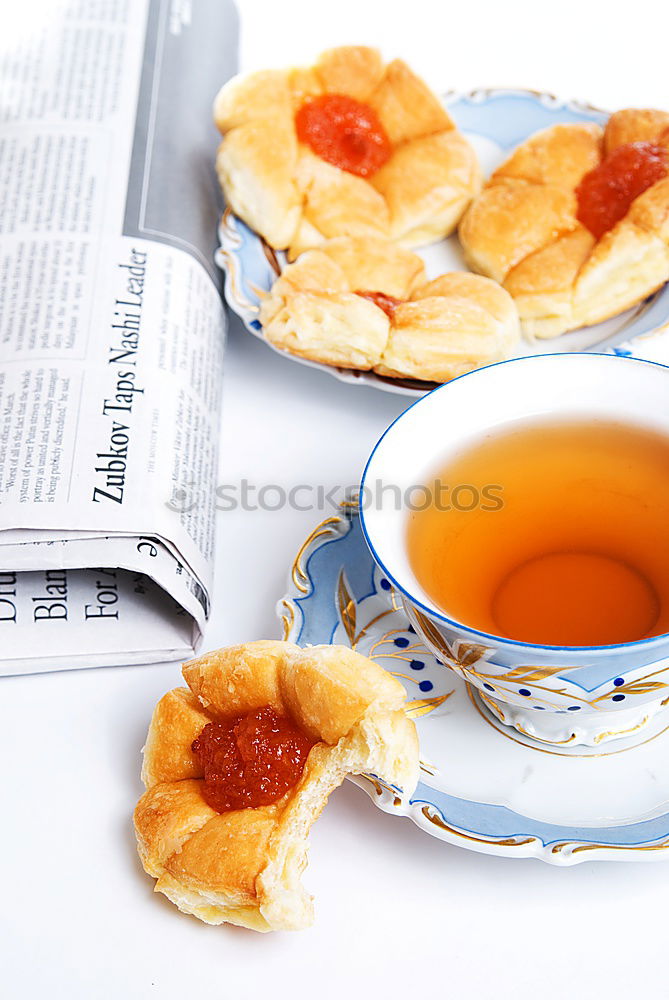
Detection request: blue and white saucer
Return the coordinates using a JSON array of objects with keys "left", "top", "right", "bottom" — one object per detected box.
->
[
  {"left": 279, "top": 504, "right": 669, "bottom": 864},
  {"left": 217, "top": 89, "right": 669, "bottom": 396}
]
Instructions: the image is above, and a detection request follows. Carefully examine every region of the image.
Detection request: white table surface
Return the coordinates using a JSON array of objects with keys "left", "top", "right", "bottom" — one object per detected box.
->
[{"left": 3, "top": 1, "right": 669, "bottom": 996}]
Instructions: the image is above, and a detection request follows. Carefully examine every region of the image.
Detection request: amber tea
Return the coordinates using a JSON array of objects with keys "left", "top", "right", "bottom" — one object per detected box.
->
[{"left": 407, "top": 419, "right": 669, "bottom": 646}]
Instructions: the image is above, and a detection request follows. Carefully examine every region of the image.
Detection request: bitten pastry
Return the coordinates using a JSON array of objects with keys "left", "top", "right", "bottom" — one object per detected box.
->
[
  {"left": 459, "top": 109, "right": 669, "bottom": 338},
  {"left": 134, "top": 641, "right": 419, "bottom": 932},
  {"left": 259, "top": 236, "right": 520, "bottom": 382},
  {"left": 214, "top": 46, "right": 480, "bottom": 258}
]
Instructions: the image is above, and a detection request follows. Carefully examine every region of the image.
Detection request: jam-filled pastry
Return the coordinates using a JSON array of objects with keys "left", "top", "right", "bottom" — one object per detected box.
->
[
  {"left": 459, "top": 108, "right": 669, "bottom": 338},
  {"left": 259, "top": 235, "right": 520, "bottom": 382},
  {"left": 134, "top": 641, "right": 419, "bottom": 932},
  {"left": 214, "top": 46, "right": 480, "bottom": 258}
]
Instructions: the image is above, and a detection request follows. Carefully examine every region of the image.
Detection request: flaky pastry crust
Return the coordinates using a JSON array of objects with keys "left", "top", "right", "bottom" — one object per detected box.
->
[
  {"left": 214, "top": 46, "right": 480, "bottom": 257},
  {"left": 259, "top": 236, "right": 520, "bottom": 382},
  {"left": 458, "top": 109, "right": 669, "bottom": 337},
  {"left": 134, "top": 641, "right": 419, "bottom": 932}
]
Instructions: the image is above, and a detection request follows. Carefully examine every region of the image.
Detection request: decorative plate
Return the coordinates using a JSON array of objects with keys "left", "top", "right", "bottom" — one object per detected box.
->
[
  {"left": 279, "top": 503, "right": 669, "bottom": 864},
  {"left": 216, "top": 89, "right": 669, "bottom": 396}
]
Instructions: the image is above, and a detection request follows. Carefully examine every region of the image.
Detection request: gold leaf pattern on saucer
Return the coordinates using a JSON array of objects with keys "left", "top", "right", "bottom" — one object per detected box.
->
[{"left": 337, "top": 571, "right": 357, "bottom": 646}]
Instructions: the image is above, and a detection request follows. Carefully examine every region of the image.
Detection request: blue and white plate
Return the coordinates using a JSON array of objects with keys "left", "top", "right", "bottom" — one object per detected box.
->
[
  {"left": 216, "top": 89, "right": 669, "bottom": 396},
  {"left": 279, "top": 503, "right": 669, "bottom": 864}
]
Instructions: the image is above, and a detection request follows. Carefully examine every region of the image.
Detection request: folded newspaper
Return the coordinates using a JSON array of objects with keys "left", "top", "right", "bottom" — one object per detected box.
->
[{"left": 0, "top": 0, "right": 239, "bottom": 674}]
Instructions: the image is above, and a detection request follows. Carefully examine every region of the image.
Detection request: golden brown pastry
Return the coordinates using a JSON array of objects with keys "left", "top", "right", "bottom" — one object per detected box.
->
[
  {"left": 134, "top": 641, "right": 419, "bottom": 932},
  {"left": 259, "top": 236, "right": 520, "bottom": 382},
  {"left": 459, "top": 109, "right": 669, "bottom": 338},
  {"left": 214, "top": 46, "right": 480, "bottom": 258}
]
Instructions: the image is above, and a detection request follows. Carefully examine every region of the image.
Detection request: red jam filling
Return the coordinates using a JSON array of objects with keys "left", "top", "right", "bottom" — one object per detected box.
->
[
  {"left": 295, "top": 94, "right": 391, "bottom": 177},
  {"left": 355, "top": 289, "right": 403, "bottom": 318},
  {"left": 191, "top": 706, "right": 314, "bottom": 813},
  {"left": 576, "top": 141, "right": 669, "bottom": 239}
]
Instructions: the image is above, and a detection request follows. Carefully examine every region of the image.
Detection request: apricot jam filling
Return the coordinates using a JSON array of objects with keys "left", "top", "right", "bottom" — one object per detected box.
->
[
  {"left": 576, "top": 141, "right": 669, "bottom": 239},
  {"left": 295, "top": 94, "right": 391, "bottom": 177},
  {"left": 191, "top": 706, "right": 314, "bottom": 813},
  {"left": 354, "top": 290, "right": 403, "bottom": 318}
]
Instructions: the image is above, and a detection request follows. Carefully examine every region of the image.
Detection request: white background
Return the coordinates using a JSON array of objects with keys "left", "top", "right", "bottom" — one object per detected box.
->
[{"left": 3, "top": 0, "right": 669, "bottom": 996}]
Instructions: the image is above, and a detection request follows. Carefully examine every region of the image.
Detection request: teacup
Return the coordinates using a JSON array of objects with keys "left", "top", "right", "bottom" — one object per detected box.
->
[{"left": 360, "top": 353, "right": 669, "bottom": 747}]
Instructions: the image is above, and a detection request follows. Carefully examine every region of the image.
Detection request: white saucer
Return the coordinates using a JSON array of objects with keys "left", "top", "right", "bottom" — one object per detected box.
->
[{"left": 279, "top": 505, "right": 669, "bottom": 864}]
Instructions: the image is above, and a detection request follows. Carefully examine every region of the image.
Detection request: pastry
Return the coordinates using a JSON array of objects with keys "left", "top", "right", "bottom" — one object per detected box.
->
[
  {"left": 259, "top": 235, "right": 520, "bottom": 382},
  {"left": 459, "top": 109, "right": 669, "bottom": 338},
  {"left": 214, "top": 46, "right": 480, "bottom": 258},
  {"left": 134, "top": 641, "right": 419, "bottom": 932}
]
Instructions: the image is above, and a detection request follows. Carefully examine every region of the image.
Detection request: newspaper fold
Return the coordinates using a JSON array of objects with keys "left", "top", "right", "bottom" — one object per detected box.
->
[{"left": 0, "top": 0, "right": 238, "bottom": 674}]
